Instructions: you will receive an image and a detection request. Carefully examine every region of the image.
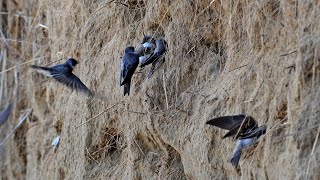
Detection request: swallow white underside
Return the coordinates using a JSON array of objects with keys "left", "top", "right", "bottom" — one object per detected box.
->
[
  {"left": 228, "top": 138, "right": 257, "bottom": 165},
  {"left": 139, "top": 54, "right": 151, "bottom": 64},
  {"left": 233, "top": 138, "right": 256, "bottom": 154},
  {"left": 142, "top": 42, "right": 154, "bottom": 48},
  {"left": 52, "top": 135, "right": 60, "bottom": 149}
]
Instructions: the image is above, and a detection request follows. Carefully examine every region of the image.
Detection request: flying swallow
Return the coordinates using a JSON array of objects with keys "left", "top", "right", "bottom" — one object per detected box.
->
[
  {"left": 0, "top": 102, "right": 13, "bottom": 127},
  {"left": 206, "top": 115, "right": 267, "bottom": 168},
  {"left": 139, "top": 38, "right": 167, "bottom": 78},
  {"left": 135, "top": 35, "right": 156, "bottom": 56},
  {"left": 30, "top": 58, "right": 94, "bottom": 96},
  {"left": 120, "top": 46, "right": 139, "bottom": 96}
]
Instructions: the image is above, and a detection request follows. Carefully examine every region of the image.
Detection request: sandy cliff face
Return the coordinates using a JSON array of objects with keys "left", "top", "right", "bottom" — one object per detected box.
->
[{"left": 0, "top": 0, "right": 319, "bottom": 179}]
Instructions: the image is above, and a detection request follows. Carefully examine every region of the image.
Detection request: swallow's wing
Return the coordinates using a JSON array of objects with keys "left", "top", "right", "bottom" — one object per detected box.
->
[
  {"left": 240, "top": 125, "right": 267, "bottom": 139},
  {"left": 52, "top": 72, "right": 93, "bottom": 96},
  {"left": 206, "top": 115, "right": 247, "bottom": 130},
  {"left": 147, "top": 55, "right": 165, "bottom": 79},
  {"left": 30, "top": 65, "right": 52, "bottom": 77},
  {"left": 0, "top": 103, "right": 13, "bottom": 127},
  {"left": 120, "top": 60, "right": 124, "bottom": 86},
  {"left": 140, "top": 41, "right": 167, "bottom": 68},
  {"left": 207, "top": 115, "right": 258, "bottom": 139},
  {"left": 120, "top": 53, "right": 139, "bottom": 85}
]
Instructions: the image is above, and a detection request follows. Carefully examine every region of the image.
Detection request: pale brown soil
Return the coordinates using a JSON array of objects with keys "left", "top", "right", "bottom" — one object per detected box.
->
[{"left": 0, "top": 0, "right": 319, "bottom": 179}]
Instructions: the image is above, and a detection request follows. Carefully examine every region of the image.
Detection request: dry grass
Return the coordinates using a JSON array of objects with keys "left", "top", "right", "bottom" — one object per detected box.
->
[{"left": 0, "top": 0, "right": 319, "bottom": 179}]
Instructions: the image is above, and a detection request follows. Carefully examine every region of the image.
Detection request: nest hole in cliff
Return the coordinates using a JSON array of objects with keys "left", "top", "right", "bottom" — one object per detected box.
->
[
  {"left": 127, "top": 0, "right": 146, "bottom": 9},
  {"left": 165, "top": 145, "right": 187, "bottom": 180},
  {"left": 133, "top": 133, "right": 163, "bottom": 175},
  {"left": 53, "top": 120, "right": 63, "bottom": 134},
  {"left": 86, "top": 127, "right": 126, "bottom": 163},
  {"left": 29, "top": 112, "right": 38, "bottom": 123},
  {"left": 135, "top": 133, "right": 161, "bottom": 155},
  {"left": 124, "top": 0, "right": 147, "bottom": 22}
]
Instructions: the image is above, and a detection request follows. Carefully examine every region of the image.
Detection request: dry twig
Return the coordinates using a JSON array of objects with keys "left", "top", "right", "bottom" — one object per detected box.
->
[
  {"left": 162, "top": 70, "right": 169, "bottom": 110},
  {"left": 0, "top": 109, "right": 32, "bottom": 145},
  {"left": 75, "top": 101, "right": 124, "bottom": 129},
  {"left": 305, "top": 126, "right": 320, "bottom": 179}
]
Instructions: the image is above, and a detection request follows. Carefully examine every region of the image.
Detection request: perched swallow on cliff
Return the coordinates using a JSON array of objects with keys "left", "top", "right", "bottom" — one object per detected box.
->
[
  {"left": 135, "top": 35, "right": 156, "bottom": 56},
  {"left": 30, "top": 58, "right": 94, "bottom": 96},
  {"left": 139, "top": 38, "right": 167, "bottom": 78},
  {"left": 0, "top": 102, "right": 13, "bottom": 127},
  {"left": 140, "top": 38, "right": 167, "bottom": 68},
  {"left": 120, "top": 46, "right": 140, "bottom": 96},
  {"left": 206, "top": 115, "right": 267, "bottom": 168}
]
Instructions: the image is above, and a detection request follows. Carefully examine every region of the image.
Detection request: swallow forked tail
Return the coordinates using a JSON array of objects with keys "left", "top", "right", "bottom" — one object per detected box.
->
[
  {"left": 30, "top": 65, "right": 52, "bottom": 77},
  {"left": 123, "top": 82, "right": 131, "bottom": 96},
  {"left": 0, "top": 103, "right": 13, "bottom": 127},
  {"left": 228, "top": 150, "right": 242, "bottom": 168}
]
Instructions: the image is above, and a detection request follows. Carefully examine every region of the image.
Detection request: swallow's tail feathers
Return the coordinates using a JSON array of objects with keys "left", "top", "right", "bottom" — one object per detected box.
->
[
  {"left": 0, "top": 102, "right": 13, "bottom": 127},
  {"left": 0, "top": 144, "right": 5, "bottom": 156},
  {"left": 85, "top": 89, "right": 95, "bottom": 97},
  {"left": 147, "top": 57, "right": 165, "bottom": 79},
  {"left": 228, "top": 151, "right": 241, "bottom": 168},
  {"left": 124, "top": 82, "right": 131, "bottom": 96},
  {"left": 30, "top": 65, "right": 52, "bottom": 77},
  {"left": 147, "top": 63, "right": 156, "bottom": 79},
  {"left": 30, "top": 65, "right": 50, "bottom": 71}
]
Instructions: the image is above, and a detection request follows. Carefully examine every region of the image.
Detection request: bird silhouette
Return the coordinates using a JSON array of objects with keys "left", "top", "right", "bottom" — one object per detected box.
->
[{"left": 30, "top": 58, "right": 94, "bottom": 96}]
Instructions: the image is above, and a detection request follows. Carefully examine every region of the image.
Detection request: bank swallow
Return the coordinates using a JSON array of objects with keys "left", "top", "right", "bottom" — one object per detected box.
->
[
  {"left": 139, "top": 38, "right": 167, "bottom": 78},
  {"left": 120, "top": 46, "right": 139, "bottom": 96},
  {"left": 206, "top": 115, "right": 267, "bottom": 168},
  {"left": 135, "top": 35, "right": 156, "bottom": 56},
  {"left": 30, "top": 58, "right": 93, "bottom": 96}
]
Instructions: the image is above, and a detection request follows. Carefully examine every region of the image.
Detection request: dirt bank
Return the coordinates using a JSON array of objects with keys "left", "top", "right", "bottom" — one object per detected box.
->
[{"left": 0, "top": 0, "right": 319, "bottom": 179}]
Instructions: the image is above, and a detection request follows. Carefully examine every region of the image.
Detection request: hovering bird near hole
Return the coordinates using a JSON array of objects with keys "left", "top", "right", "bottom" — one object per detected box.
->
[
  {"left": 120, "top": 46, "right": 140, "bottom": 96},
  {"left": 206, "top": 115, "right": 267, "bottom": 168},
  {"left": 30, "top": 58, "right": 94, "bottom": 96}
]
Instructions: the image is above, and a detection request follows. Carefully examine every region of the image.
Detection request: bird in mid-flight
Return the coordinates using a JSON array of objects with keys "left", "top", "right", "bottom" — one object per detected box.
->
[
  {"left": 30, "top": 58, "right": 94, "bottom": 96},
  {"left": 120, "top": 46, "right": 140, "bottom": 96},
  {"left": 206, "top": 115, "right": 267, "bottom": 168}
]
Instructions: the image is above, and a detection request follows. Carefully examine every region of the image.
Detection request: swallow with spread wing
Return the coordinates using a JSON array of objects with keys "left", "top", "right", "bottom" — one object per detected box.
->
[
  {"left": 30, "top": 58, "right": 94, "bottom": 96},
  {"left": 206, "top": 115, "right": 267, "bottom": 168}
]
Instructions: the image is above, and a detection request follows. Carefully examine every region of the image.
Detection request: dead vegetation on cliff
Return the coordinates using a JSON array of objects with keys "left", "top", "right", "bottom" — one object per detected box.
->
[{"left": 0, "top": 0, "right": 319, "bottom": 179}]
